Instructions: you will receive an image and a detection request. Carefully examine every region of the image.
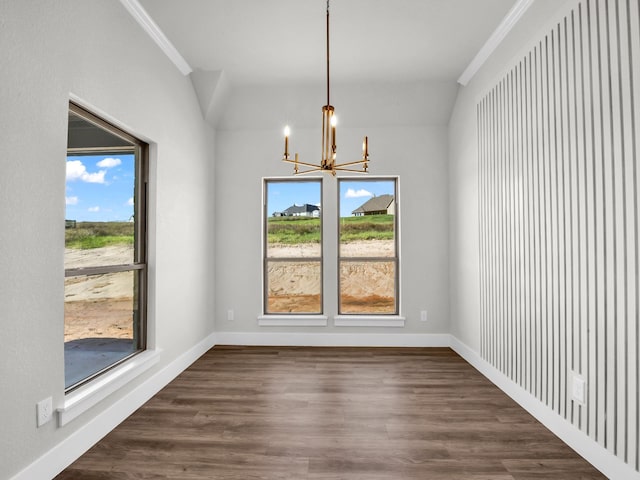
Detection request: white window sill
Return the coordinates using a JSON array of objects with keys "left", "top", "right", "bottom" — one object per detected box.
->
[
  {"left": 334, "top": 316, "right": 406, "bottom": 327},
  {"left": 57, "top": 349, "right": 160, "bottom": 427},
  {"left": 257, "top": 315, "right": 328, "bottom": 327}
]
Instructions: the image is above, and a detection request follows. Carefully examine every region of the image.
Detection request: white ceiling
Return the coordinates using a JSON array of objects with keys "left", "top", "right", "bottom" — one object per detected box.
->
[{"left": 137, "top": 0, "right": 517, "bottom": 86}]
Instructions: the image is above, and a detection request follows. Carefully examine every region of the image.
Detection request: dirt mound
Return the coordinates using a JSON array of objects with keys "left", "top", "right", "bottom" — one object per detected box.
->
[{"left": 267, "top": 240, "right": 396, "bottom": 314}]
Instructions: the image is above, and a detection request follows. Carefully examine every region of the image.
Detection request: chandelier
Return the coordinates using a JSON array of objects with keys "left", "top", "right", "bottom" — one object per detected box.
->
[{"left": 282, "top": 0, "right": 370, "bottom": 176}]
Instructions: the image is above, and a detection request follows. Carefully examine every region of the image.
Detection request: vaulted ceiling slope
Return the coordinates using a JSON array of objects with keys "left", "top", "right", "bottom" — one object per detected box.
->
[
  {"left": 136, "top": 0, "right": 517, "bottom": 86},
  {"left": 129, "top": 0, "right": 528, "bottom": 127}
]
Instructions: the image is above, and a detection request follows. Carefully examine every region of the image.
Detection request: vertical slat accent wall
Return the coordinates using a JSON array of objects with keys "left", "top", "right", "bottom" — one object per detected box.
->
[{"left": 478, "top": 0, "right": 639, "bottom": 470}]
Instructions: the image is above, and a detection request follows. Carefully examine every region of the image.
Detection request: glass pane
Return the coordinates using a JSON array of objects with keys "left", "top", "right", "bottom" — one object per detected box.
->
[
  {"left": 339, "top": 180, "right": 395, "bottom": 257},
  {"left": 339, "top": 260, "right": 396, "bottom": 314},
  {"left": 64, "top": 270, "right": 142, "bottom": 389},
  {"left": 65, "top": 153, "right": 136, "bottom": 269},
  {"left": 266, "top": 180, "right": 321, "bottom": 258},
  {"left": 266, "top": 261, "right": 321, "bottom": 314}
]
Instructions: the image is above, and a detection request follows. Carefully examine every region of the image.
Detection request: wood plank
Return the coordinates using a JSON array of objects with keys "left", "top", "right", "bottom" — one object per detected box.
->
[{"left": 55, "top": 346, "right": 605, "bottom": 479}]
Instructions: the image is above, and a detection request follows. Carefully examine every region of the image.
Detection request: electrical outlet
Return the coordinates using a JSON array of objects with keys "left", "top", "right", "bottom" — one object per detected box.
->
[
  {"left": 420, "top": 310, "right": 428, "bottom": 322},
  {"left": 572, "top": 374, "right": 586, "bottom": 405},
  {"left": 37, "top": 397, "right": 53, "bottom": 427},
  {"left": 227, "top": 309, "right": 234, "bottom": 321}
]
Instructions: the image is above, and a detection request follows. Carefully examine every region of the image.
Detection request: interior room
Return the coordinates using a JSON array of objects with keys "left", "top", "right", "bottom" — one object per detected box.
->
[{"left": 1, "top": 0, "right": 638, "bottom": 478}]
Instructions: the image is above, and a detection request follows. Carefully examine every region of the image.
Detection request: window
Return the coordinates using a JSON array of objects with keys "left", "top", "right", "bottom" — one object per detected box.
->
[
  {"left": 338, "top": 178, "right": 398, "bottom": 315},
  {"left": 263, "top": 179, "right": 322, "bottom": 314},
  {"left": 262, "top": 177, "right": 398, "bottom": 318},
  {"left": 64, "top": 102, "right": 147, "bottom": 391}
]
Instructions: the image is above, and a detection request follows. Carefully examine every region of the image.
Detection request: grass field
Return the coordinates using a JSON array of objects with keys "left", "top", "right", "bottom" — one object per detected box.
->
[
  {"left": 339, "top": 214, "right": 395, "bottom": 242},
  {"left": 66, "top": 216, "right": 394, "bottom": 249},
  {"left": 267, "top": 217, "right": 320, "bottom": 244},
  {"left": 267, "top": 215, "right": 394, "bottom": 244},
  {"left": 66, "top": 221, "right": 134, "bottom": 249}
]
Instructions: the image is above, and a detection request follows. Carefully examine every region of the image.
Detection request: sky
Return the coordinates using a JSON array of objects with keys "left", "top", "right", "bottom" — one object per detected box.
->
[
  {"left": 267, "top": 181, "right": 321, "bottom": 217},
  {"left": 266, "top": 179, "right": 394, "bottom": 218},
  {"left": 65, "top": 154, "right": 135, "bottom": 222},
  {"left": 338, "top": 180, "right": 395, "bottom": 217}
]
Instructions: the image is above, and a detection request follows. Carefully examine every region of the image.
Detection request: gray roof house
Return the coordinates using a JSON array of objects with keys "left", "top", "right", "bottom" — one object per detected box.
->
[
  {"left": 351, "top": 194, "right": 394, "bottom": 216},
  {"left": 273, "top": 203, "right": 320, "bottom": 217}
]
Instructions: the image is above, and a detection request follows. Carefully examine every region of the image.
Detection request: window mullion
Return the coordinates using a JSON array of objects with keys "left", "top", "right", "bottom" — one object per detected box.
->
[{"left": 65, "top": 263, "right": 145, "bottom": 278}]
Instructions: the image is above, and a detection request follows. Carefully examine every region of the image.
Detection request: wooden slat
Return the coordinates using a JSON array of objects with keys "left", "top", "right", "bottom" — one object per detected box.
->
[
  {"left": 625, "top": 0, "right": 640, "bottom": 469},
  {"left": 477, "top": 0, "right": 640, "bottom": 473}
]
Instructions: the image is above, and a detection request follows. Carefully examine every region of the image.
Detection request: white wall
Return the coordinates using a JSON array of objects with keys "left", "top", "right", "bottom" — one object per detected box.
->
[
  {"left": 0, "top": 1, "right": 215, "bottom": 478},
  {"left": 449, "top": 0, "right": 640, "bottom": 475},
  {"left": 215, "top": 81, "right": 456, "bottom": 334}
]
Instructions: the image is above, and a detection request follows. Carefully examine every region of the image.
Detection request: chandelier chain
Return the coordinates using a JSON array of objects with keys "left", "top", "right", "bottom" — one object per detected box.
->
[{"left": 326, "top": 0, "right": 330, "bottom": 105}]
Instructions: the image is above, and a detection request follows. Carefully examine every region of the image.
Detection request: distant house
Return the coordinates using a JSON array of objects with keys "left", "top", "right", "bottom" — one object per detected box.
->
[
  {"left": 352, "top": 194, "right": 394, "bottom": 216},
  {"left": 273, "top": 203, "right": 320, "bottom": 217}
]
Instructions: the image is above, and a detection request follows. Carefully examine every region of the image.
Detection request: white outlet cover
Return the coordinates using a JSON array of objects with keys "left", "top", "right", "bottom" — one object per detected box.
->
[
  {"left": 572, "top": 376, "right": 586, "bottom": 404},
  {"left": 37, "top": 397, "right": 53, "bottom": 427}
]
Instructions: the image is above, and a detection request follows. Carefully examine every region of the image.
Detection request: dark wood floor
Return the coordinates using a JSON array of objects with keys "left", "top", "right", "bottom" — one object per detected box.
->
[{"left": 56, "top": 346, "right": 606, "bottom": 479}]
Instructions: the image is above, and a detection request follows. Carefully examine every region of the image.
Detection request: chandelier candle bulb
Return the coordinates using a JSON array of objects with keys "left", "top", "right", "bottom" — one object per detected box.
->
[
  {"left": 283, "top": 125, "right": 290, "bottom": 159},
  {"left": 331, "top": 115, "right": 337, "bottom": 152}
]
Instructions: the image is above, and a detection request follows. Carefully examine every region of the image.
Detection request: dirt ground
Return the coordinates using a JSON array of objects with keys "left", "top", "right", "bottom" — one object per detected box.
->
[
  {"left": 267, "top": 239, "right": 396, "bottom": 314},
  {"left": 65, "top": 246, "right": 135, "bottom": 342},
  {"left": 65, "top": 240, "right": 396, "bottom": 342},
  {"left": 64, "top": 296, "right": 134, "bottom": 341}
]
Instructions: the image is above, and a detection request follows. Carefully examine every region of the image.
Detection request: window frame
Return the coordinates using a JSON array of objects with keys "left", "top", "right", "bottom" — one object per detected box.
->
[
  {"left": 337, "top": 177, "right": 399, "bottom": 316},
  {"left": 64, "top": 102, "right": 148, "bottom": 393},
  {"left": 262, "top": 177, "right": 323, "bottom": 315}
]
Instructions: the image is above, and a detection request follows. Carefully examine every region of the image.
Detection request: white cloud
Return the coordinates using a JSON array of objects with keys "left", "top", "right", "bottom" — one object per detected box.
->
[
  {"left": 66, "top": 160, "right": 86, "bottom": 180},
  {"left": 97, "top": 157, "right": 122, "bottom": 168},
  {"left": 66, "top": 196, "right": 79, "bottom": 205},
  {"left": 345, "top": 188, "right": 373, "bottom": 199},
  {"left": 126, "top": 197, "right": 134, "bottom": 206},
  {"left": 83, "top": 171, "right": 107, "bottom": 183},
  {"left": 88, "top": 206, "right": 100, "bottom": 212},
  {"left": 66, "top": 160, "right": 106, "bottom": 184}
]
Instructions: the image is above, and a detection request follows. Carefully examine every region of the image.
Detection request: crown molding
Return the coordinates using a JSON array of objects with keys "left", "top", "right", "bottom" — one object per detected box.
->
[
  {"left": 119, "top": 0, "right": 192, "bottom": 76},
  {"left": 457, "top": 0, "right": 535, "bottom": 86}
]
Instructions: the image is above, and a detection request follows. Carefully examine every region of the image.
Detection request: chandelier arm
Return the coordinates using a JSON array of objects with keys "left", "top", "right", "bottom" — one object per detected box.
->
[
  {"left": 294, "top": 167, "right": 325, "bottom": 175},
  {"left": 334, "top": 159, "right": 370, "bottom": 168},
  {"left": 333, "top": 167, "right": 370, "bottom": 173},
  {"left": 283, "top": 158, "right": 327, "bottom": 169}
]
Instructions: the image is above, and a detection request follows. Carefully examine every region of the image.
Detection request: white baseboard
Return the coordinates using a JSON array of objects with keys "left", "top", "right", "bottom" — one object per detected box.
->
[
  {"left": 449, "top": 336, "right": 640, "bottom": 480},
  {"left": 10, "top": 332, "right": 217, "bottom": 480},
  {"left": 214, "top": 331, "right": 451, "bottom": 347}
]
